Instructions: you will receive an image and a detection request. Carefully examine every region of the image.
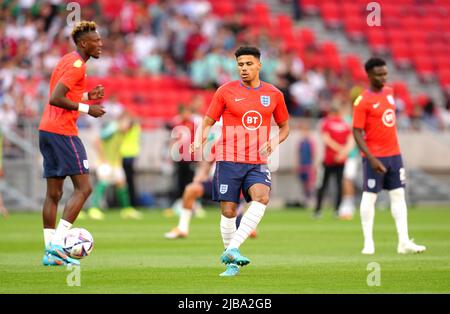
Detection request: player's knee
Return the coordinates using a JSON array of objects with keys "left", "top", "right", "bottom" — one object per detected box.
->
[
  {"left": 47, "top": 189, "right": 63, "bottom": 202},
  {"left": 389, "top": 187, "right": 405, "bottom": 202},
  {"left": 221, "top": 205, "right": 237, "bottom": 218},
  {"left": 252, "top": 194, "right": 270, "bottom": 205},
  {"left": 77, "top": 183, "right": 92, "bottom": 198},
  {"left": 184, "top": 184, "right": 196, "bottom": 197}
]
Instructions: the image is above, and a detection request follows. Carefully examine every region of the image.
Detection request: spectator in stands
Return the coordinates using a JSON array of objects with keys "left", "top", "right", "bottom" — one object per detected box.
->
[{"left": 290, "top": 73, "right": 320, "bottom": 117}]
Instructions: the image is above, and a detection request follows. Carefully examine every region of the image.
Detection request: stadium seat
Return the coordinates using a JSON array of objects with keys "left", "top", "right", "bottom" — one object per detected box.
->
[
  {"left": 211, "top": 1, "right": 235, "bottom": 17},
  {"left": 414, "top": 58, "right": 436, "bottom": 82},
  {"left": 320, "top": 2, "right": 341, "bottom": 28},
  {"left": 321, "top": 41, "right": 338, "bottom": 58},
  {"left": 298, "top": 28, "right": 316, "bottom": 47},
  {"left": 300, "top": 0, "right": 320, "bottom": 15},
  {"left": 390, "top": 42, "right": 411, "bottom": 69},
  {"left": 366, "top": 29, "right": 388, "bottom": 54},
  {"left": 276, "top": 14, "right": 293, "bottom": 31},
  {"left": 343, "top": 16, "right": 365, "bottom": 41}
]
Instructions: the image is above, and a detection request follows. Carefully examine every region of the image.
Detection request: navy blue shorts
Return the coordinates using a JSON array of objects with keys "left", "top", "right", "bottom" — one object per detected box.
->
[
  {"left": 212, "top": 161, "right": 272, "bottom": 203},
  {"left": 39, "top": 130, "right": 89, "bottom": 178},
  {"left": 201, "top": 180, "right": 213, "bottom": 200},
  {"left": 362, "top": 154, "right": 405, "bottom": 193}
]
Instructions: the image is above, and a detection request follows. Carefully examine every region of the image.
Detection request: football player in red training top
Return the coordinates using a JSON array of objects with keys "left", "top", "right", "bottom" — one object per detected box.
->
[
  {"left": 192, "top": 46, "right": 290, "bottom": 276},
  {"left": 353, "top": 57, "right": 426, "bottom": 255},
  {"left": 39, "top": 21, "right": 105, "bottom": 266}
]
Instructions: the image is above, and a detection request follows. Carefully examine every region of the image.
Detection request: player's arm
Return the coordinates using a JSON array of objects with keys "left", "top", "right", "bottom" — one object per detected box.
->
[
  {"left": 190, "top": 116, "right": 216, "bottom": 153},
  {"left": 335, "top": 133, "right": 354, "bottom": 162},
  {"left": 262, "top": 91, "right": 290, "bottom": 156},
  {"left": 49, "top": 83, "right": 105, "bottom": 118},
  {"left": 352, "top": 95, "right": 386, "bottom": 174},
  {"left": 353, "top": 128, "right": 386, "bottom": 173},
  {"left": 260, "top": 120, "right": 290, "bottom": 157}
]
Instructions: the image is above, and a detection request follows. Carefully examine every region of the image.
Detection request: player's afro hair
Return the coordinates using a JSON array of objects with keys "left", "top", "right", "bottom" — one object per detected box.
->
[
  {"left": 71, "top": 21, "right": 97, "bottom": 45},
  {"left": 364, "top": 57, "right": 386, "bottom": 73},
  {"left": 235, "top": 46, "right": 261, "bottom": 59}
]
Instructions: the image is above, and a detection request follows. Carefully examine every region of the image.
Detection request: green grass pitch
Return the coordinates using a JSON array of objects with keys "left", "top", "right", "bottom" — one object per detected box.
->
[{"left": 0, "top": 206, "right": 449, "bottom": 293}]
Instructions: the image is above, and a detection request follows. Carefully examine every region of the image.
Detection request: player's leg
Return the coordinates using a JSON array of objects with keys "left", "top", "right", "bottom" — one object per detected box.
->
[
  {"left": 236, "top": 202, "right": 257, "bottom": 238},
  {"left": 339, "top": 158, "right": 357, "bottom": 220},
  {"left": 87, "top": 164, "right": 111, "bottom": 220},
  {"left": 227, "top": 183, "right": 268, "bottom": 251},
  {"left": 334, "top": 165, "right": 345, "bottom": 217},
  {"left": 222, "top": 164, "right": 271, "bottom": 265},
  {"left": 219, "top": 201, "right": 242, "bottom": 276},
  {"left": 360, "top": 157, "right": 383, "bottom": 254},
  {"left": 165, "top": 182, "right": 204, "bottom": 238},
  {"left": 122, "top": 157, "right": 137, "bottom": 207},
  {"left": 212, "top": 162, "right": 248, "bottom": 273},
  {"left": 115, "top": 167, "right": 142, "bottom": 220},
  {"left": 385, "top": 156, "right": 426, "bottom": 254},
  {"left": 314, "top": 165, "right": 331, "bottom": 218},
  {"left": 42, "top": 177, "right": 64, "bottom": 248},
  {"left": 47, "top": 173, "right": 91, "bottom": 265},
  {"left": 0, "top": 191, "right": 8, "bottom": 218},
  {"left": 39, "top": 131, "right": 67, "bottom": 265}
]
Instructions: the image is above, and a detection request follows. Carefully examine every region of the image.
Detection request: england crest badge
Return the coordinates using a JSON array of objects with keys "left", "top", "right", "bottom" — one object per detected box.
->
[
  {"left": 387, "top": 94, "right": 395, "bottom": 105},
  {"left": 260, "top": 95, "right": 270, "bottom": 107},
  {"left": 220, "top": 184, "right": 228, "bottom": 194}
]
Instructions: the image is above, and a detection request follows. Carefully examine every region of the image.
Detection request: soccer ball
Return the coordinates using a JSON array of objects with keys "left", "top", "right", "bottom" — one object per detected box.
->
[{"left": 63, "top": 228, "right": 94, "bottom": 259}]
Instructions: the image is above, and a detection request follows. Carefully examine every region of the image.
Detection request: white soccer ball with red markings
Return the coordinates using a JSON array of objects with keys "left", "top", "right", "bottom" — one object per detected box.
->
[{"left": 63, "top": 228, "right": 94, "bottom": 259}]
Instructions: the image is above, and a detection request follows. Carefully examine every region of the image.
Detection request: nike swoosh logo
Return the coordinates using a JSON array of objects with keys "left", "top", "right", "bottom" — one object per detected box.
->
[
  {"left": 235, "top": 98, "right": 246, "bottom": 102},
  {"left": 265, "top": 179, "right": 271, "bottom": 183},
  {"left": 373, "top": 102, "right": 380, "bottom": 108}
]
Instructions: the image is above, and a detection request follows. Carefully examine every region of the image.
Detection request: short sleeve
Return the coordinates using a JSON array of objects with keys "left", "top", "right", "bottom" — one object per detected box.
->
[
  {"left": 206, "top": 87, "right": 226, "bottom": 121},
  {"left": 273, "top": 92, "right": 289, "bottom": 124},
  {"left": 59, "top": 61, "right": 85, "bottom": 90},
  {"left": 352, "top": 94, "right": 368, "bottom": 129}
]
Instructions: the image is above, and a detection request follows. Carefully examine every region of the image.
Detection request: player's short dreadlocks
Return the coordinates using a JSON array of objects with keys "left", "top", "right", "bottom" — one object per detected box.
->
[{"left": 71, "top": 21, "right": 97, "bottom": 44}]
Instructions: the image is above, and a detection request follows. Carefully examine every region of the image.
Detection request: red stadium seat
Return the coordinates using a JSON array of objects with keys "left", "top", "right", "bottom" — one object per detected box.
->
[
  {"left": 276, "top": 14, "right": 293, "bottom": 31},
  {"left": 344, "top": 54, "right": 363, "bottom": 70},
  {"left": 439, "top": 72, "right": 450, "bottom": 90},
  {"left": 390, "top": 42, "right": 411, "bottom": 69},
  {"left": 300, "top": 0, "right": 320, "bottom": 15},
  {"left": 366, "top": 29, "right": 388, "bottom": 54},
  {"left": 340, "top": 2, "right": 363, "bottom": 17},
  {"left": 392, "top": 81, "right": 409, "bottom": 98},
  {"left": 414, "top": 58, "right": 436, "bottom": 81},
  {"left": 211, "top": 1, "right": 235, "bottom": 17},
  {"left": 298, "top": 28, "right": 316, "bottom": 47},
  {"left": 320, "top": 2, "right": 341, "bottom": 28},
  {"left": 321, "top": 41, "right": 338, "bottom": 57},
  {"left": 343, "top": 16, "right": 365, "bottom": 41}
]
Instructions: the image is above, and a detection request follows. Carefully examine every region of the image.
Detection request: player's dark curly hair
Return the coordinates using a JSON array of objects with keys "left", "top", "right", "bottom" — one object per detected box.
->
[
  {"left": 71, "top": 21, "right": 97, "bottom": 44},
  {"left": 365, "top": 57, "right": 386, "bottom": 73},
  {"left": 235, "top": 46, "right": 261, "bottom": 59}
]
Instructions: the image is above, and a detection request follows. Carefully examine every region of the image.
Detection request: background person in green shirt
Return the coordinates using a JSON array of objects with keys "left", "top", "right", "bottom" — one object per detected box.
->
[
  {"left": 120, "top": 115, "right": 141, "bottom": 208},
  {"left": 83, "top": 112, "right": 142, "bottom": 220}
]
